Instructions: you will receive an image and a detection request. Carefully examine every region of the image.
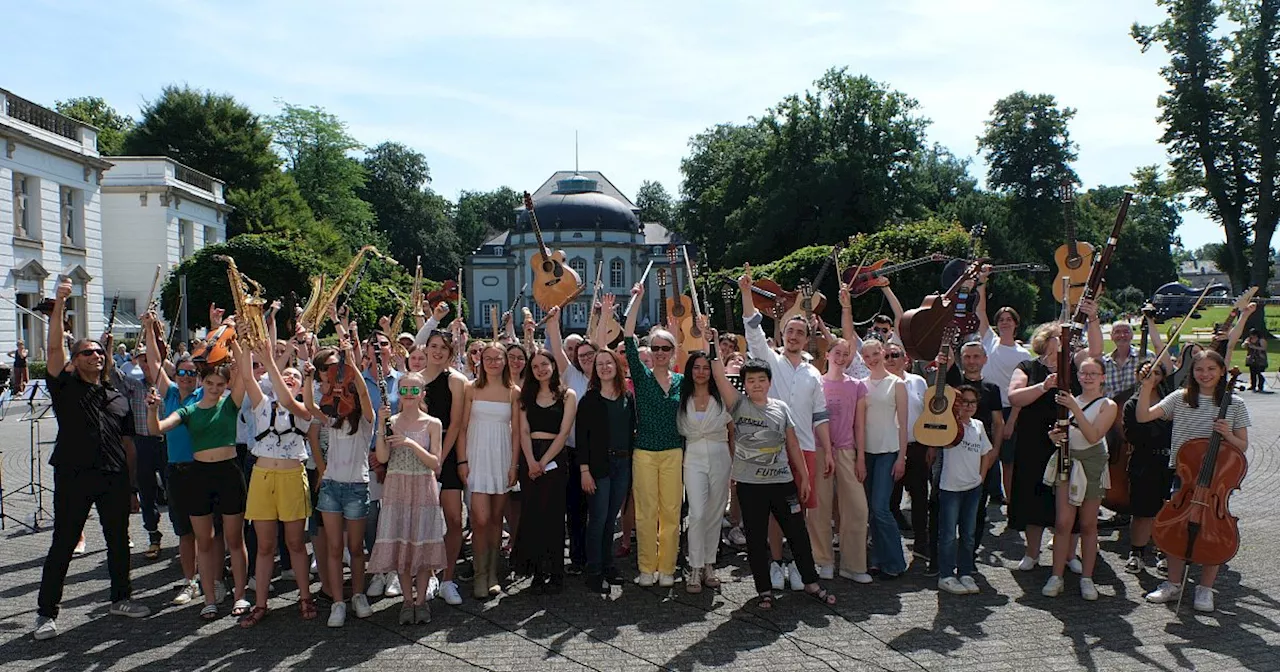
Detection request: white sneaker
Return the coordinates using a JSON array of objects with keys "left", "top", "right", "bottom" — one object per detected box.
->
[
  {"left": 938, "top": 577, "right": 967, "bottom": 595},
  {"left": 351, "top": 593, "right": 373, "bottom": 618},
  {"left": 33, "top": 616, "right": 58, "bottom": 640},
  {"left": 818, "top": 564, "right": 835, "bottom": 580},
  {"left": 769, "top": 562, "right": 785, "bottom": 591},
  {"left": 214, "top": 580, "right": 227, "bottom": 604},
  {"left": 1124, "top": 555, "right": 1145, "bottom": 574},
  {"left": 367, "top": 573, "right": 387, "bottom": 598},
  {"left": 343, "top": 548, "right": 351, "bottom": 566},
  {"left": 1080, "top": 577, "right": 1099, "bottom": 601},
  {"left": 1067, "top": 557, "right": 1083, "bottom": 574},
  {"left": 658, "top": 573, "right": 675, "bottom": 588},
  {"left": 440, "top": 580, "right": 463, "bottom": 605},
  {"left": 786, "top": 562, "right": 804, "bottom": 591},
  {"left": 173, "top": 580, "right": 201, "bottom": 605},
  {"left": 327, "top": 602, "right": 347, "bottom": 627},
  {"left": 247, "top": 576, "right": 274, "bottom": 593},
  {"left": 1042, "top": 575, "right": 1064, "bottom": 597},
  {"left": 1146, "top": 581, "right": 1182, "bottom": 604},
  {"left": 839, "top": 569, "right": 873, "bottom": 584},
  {"left": 385, "top": 573, "right": 402, "bottom": 598},
  {"left": 1014, "top": 555, "right": 1038, "bottom": 571},
  {"left": 426, "top": 575, "right": 440, "bottom": 601},
  {"left": 1194, "top": 586, "right": 1215, "bottom": 612},
  {"left": 959, "top": 575, "right": 980, "bottom": 594},
  {"left": 635, "top": 572, "right": 657, "bottom": 587}
]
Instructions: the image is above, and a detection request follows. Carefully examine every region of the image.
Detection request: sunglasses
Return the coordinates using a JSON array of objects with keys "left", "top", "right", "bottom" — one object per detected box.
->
[
  {"left": 885, "top": 352, "right": 904, "bottom": 359},
  {"left": 176, "top": 369, "right": 199, "bottom": 378},
  {"left": 398, "top": 386, "right": 421, "bottom": 396},
  {"left": 651, "top": 345, "right": 675, "bottom": 353},
  {"left": 75, "top": 348, "right": 105, "bottom": 358}
]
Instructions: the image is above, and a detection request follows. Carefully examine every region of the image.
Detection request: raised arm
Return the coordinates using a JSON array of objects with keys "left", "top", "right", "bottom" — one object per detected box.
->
[
  {"left": 146, "top": 387, "right": 184, "bottom": 434},
  {"left": 1145, "top": 311, "right": 1171, "bottom": 372},
  {"left": 881, "top": 285, "right": 905, "bottom": 334},
  {"left": 623, "top": 282, "right": 645, "bottom": 338},
  {"left": 545, "top": 305, "right": 571, "bottom": 374},
  {"left": 839, "top": 284, "right": 865, "bottom": 353},
  {"left": 594, "top": 294, "right": 616, "bottom": 346},
  {"left": 142, "top": 310, "right": 170, "bottom": 391},
  {"left": 413, "top": 302, "right": 447, "bottom": 347},
  {"left": 228, "top": 336, "right": 249, "bottom": 408},
  {"left": 708, "top": 328, "right": 740, "bottom": 410},
  {"left": 976, "top": 275, "right": 991, "bottom": 336},
  {"left": 259, "top": 342, "right": 310, "bottom": 421},
  {"left": 47, "top": 277, "right": 72, "bottom": 374},
  {"left": 1135, "top": 373, "right": 1168, "bottom": 423}
]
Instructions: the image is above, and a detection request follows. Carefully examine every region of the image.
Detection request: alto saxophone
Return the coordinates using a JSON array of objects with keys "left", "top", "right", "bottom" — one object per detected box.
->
[
  {"left": 214, "top": 255, "right": 269, "bottom": 351},
  {"left": 298, "top": 245, "right": 395, "bottom": 334}
]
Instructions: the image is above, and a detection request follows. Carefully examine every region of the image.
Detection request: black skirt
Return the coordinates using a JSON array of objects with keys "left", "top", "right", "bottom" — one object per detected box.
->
[{"left": 511, "top": 438, "right": 567, "bottom": 576}]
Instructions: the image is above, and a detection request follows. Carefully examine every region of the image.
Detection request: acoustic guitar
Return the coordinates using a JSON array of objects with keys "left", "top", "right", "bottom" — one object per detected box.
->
[
  {"left": 680, "top": 246, "right": 709, "bottom": 353},
  {"left": 523, "top": 191, "right": 582, "bottom": 311},
  {"left": 665, "top": 246, "right": 694, "bottom": 337},
  {"left": 1052, "top": 181, "right": 1094, "bottom": 306},
  {"left": 780, "top": 243, "right": 842, "bottom": 325},
  {"left": 913, "top": 272, "right": 980, "bottom": 447}
]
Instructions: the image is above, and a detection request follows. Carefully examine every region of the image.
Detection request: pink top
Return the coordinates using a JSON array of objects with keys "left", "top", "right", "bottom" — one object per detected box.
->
[{"left": 822, "top": 375, "right": 867, "bottom": 451}]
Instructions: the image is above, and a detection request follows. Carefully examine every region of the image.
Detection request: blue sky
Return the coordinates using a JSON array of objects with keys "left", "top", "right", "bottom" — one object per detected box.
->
[{"left": 12, "top": 0, "right": 1223, "bottom": 251}]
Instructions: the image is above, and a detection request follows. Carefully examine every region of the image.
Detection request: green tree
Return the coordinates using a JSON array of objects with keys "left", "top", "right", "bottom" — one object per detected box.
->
[
  {"left": 359, "top": 141, "right": 460, "bottom": 279},
  {"left": 54, "top": 96, "right": 133, "bottom": 155},
  {"left": 904, "top": 144, "right": 979, "bottom": 218},
  {"left": 1080, "top": 167, "right": 1183, "bottom": 299},
  {"left": 267, "top": 102, "right": 376, "bottom": 251},
  {"left": 636, "top": 180, "right": 674, "bottom": 224},
  {"left": 454, "top": 187, "right": 520, "bottom": 256},
  {"left": 125, "top": 85, "right": 278, "bottom": 192},
  {"left": 226, "top": 170, "right": 345, "bottom": 260},
  {"left": 977, "top": 92, "right": 1079, "bottom": 200},
  {"left": 1134, "top": 0, "right": 1280, "bottom": 308}
]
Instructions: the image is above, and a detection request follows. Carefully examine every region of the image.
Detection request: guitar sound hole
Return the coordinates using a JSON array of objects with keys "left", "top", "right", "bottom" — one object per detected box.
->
[
  {"left": 1066, "top": 257, "right": 1083, "bottom": 270},
  {"left": 930, "top": 398, "right": 950, "bottom": 414}
]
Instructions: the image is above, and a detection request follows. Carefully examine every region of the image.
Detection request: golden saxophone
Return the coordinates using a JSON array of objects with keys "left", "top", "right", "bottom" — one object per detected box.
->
[
  {"left": 214, "top": 255, "right": 269, "bottom": 351},
  {"left": 298, "top": 245, "right": 395, "bottom": 334}
]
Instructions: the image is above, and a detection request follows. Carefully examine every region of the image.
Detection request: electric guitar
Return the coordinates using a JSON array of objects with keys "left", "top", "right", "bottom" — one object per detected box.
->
[{"left": 844, "top": 252, "right": 949, "bottom": 298}]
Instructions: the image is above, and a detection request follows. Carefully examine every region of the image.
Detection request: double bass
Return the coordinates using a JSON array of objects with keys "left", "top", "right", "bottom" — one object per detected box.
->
[{"left": 1152, "top": 370, "right": 1247, "bottom": 600}]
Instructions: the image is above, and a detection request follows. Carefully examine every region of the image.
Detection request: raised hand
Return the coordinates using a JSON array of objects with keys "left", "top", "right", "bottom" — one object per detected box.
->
[{"left": 738, "top": 263, "right": 753, "bottom": 293}]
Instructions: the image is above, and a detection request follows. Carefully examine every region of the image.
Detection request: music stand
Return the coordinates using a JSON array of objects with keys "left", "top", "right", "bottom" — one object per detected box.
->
[{"left": 0, "top": 383, "right": 54, "bottom": 530}]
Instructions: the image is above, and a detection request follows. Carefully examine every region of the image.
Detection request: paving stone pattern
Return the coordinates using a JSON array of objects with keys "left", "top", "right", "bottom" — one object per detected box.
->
[{"left": 1, "top": 392, "right": 1278, "bottom": 671}]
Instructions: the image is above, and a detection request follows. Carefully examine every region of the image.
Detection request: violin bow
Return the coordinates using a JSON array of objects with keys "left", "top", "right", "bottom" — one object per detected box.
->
[{"left": 1145, "top": 283, "right": 1216, "bottom": 381}]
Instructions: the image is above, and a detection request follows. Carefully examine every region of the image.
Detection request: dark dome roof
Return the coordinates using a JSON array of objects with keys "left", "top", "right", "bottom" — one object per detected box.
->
[{"left": 516, "top": 175, "right": 640, "bottom": 232}]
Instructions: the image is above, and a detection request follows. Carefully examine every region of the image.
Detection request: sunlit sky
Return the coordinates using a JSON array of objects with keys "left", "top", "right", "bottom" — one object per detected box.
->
[{"left": 11, "top": 0, "right": 1224, "bottom": 251}]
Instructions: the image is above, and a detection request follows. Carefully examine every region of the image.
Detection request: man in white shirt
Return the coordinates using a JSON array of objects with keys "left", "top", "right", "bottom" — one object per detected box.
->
[{"left": 739, "top": 267, "right": 835, "bottom": 586}]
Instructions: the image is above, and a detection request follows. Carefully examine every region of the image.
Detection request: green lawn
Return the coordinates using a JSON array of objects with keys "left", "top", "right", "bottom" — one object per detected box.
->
[{"left": 1102, "top": 306, "right": 1280, "bottom": 372}]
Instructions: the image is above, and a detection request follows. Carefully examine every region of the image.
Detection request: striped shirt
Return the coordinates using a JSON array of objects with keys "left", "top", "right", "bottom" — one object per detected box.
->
[{"left": 1154, "top": 391, "right": 1250, "bottom": 467}]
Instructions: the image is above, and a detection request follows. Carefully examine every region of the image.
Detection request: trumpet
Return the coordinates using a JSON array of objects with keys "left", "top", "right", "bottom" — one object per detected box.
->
[{"left": 214, "top": 255, "right": 269, "bottom": 352}]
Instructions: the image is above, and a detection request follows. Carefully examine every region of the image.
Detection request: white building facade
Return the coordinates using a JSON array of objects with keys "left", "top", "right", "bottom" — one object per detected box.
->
[
  {"left": 101, "top": 157, "right": 229, "bottom": 335},
  {"left": 466, "top": 171, "right": 694, "bottom": 338},
  {"left": 0, "top": 88, "right": 111, "bottom": 360}
]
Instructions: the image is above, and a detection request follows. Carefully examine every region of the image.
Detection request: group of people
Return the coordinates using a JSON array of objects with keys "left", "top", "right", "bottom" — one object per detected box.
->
[{"left": 29, "top": 258, "right": 1255, "bottom": 641}]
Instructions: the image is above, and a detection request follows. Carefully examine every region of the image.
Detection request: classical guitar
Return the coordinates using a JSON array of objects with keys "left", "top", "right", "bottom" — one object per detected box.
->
[
  {"left": 523, "top": 191, "right": 582, "bottom": 311},
  {"left": 844, "top": 252, "right": 948, "bottom": 298},
  {"left": 781, "top": 243, "right": 842, "bottom": 325},
  {"left": 1052, "top": 181, "right": 1095, "bottom": 307},
  {"left": 913, "top": 270, "right": 980, "bottom": 447},
  {"left": 665, "top": 246, "right": 694, "bottom": 337},
  {"left": 797, "top": 279, "right": 830, "bottom": 372},
  {"left": 588, "top": 262, "right": 621, "bottom": 345},
  {"left": 681, "top": 245, "right": 709, "bottom": 353}
]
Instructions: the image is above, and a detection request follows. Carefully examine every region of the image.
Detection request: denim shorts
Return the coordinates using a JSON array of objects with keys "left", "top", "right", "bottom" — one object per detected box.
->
[{"left": 316, "top": 479, "right": 370, "bottom": 520}]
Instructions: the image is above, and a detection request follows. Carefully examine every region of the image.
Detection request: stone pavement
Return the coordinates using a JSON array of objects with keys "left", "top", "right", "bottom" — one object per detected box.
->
[{"left": 1, "top": 392, "right": 1278, "bottom": 671}]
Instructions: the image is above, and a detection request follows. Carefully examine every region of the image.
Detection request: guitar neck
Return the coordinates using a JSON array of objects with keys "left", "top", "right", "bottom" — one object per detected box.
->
[
  {"left": 864, "top": 255, "right": 937, "bottom": 279},
  {"left": 658, "top": 285, "right": 669, "bottom": 324}
]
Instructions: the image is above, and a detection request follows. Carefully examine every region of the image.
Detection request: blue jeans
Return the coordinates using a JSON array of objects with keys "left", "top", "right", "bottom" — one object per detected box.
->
[
  {"left": 866, "top": 452, "right": 906, "bottom": 574},
  {"left": 586, "top": 456, "right": 632, "bottom": 576},
  {"left": 938, "top": 486, "right": 981, "bottom": 579}
]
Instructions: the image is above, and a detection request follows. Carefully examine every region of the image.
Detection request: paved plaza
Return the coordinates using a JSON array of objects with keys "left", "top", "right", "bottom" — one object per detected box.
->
[{"left": 1, "top": 392, "right": 1278, "bottom": 671}]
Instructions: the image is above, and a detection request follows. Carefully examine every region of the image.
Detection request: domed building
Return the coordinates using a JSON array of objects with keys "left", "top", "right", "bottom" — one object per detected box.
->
[{"left": 465, "top": 170, "right": 694, "bottom": 337}]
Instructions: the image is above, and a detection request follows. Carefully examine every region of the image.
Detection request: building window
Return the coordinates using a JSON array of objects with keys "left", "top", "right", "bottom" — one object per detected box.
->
[
  {"left": 570, "top": 257, "right": 587, "bottom": 279},
  {"left": 178, "top": 219, "right": 195, "bottom": 259},
  {"left": 12, "top": 173, "right": 30, "bottom": 238},
  {"left": 494, "top": 246, "right": 503, "bottom": 256},
  {"left": 569, "top": 301, "right": 587, "bottom": 327},
  {"left": 480, "top": 301, "right": 502, "bottom": 328},
  {"left": 60, "top": 186, "right": 83, "bottom": 246},
  {"left": 609, "top": 258, "right": 625, "bottom": 288},
  {"left": 204, "top": 225, "right": 217, "bottom": 247},
  {"left": 530, "top": 303, "right": 546, "bottom": 325}
]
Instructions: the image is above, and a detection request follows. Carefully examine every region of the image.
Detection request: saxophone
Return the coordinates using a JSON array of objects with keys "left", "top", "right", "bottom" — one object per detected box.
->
[
  {"left": 215, "top": 255, "right": 269, "bottom": 351},
  {"left": 298, "top": 245, "right": 394, "bottom": 334},
  {"left": 388, "top": 287, "right": 410, "bottom": 359}
]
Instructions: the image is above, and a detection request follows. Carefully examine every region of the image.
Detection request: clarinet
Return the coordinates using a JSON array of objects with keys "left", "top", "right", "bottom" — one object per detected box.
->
[{"left": 372, "top": 338, "right": 394, "bottom": 438}]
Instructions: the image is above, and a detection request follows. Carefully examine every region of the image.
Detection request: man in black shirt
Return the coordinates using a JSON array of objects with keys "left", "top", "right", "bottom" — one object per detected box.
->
[
  {"left": 34, "top": 277, "right": 149, "bottom": 641},
  {"left": 942, "top": 340, "right": 1005, "bottom": 563}
]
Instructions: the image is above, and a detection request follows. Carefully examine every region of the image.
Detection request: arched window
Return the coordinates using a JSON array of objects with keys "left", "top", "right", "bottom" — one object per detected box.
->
[
  {"left": 609, "top": 258, "right": 625, "bottom": 288},
  {"left": 569, "top": 257, "right": 587, "bottom": 279}
]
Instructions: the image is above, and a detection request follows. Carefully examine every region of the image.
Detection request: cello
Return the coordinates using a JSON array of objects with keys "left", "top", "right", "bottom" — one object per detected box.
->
[
  {"left": 1152, "top": 369, "right": 1248, "bottom": 605},
  {"left": 1102, "top": 304, "right": 1156, "bottom": 514}
]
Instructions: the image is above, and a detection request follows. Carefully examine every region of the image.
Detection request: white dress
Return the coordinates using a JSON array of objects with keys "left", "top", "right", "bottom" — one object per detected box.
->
[{"left": 466, "top": 399, "right": 513, "bottom": 494}]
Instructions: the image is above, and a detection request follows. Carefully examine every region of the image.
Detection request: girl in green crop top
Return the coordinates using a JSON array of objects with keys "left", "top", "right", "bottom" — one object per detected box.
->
[{"left": 147, "top": 337, "right": 252, "bottom": 619}]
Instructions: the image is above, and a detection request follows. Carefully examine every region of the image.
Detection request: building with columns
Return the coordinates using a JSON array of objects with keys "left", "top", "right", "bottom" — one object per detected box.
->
[
  {"left": 465, "top": 171, "right": 694, "bottom": 338},
  {"left": 1, "top": 88, "right": 111, "bottom": 360}
]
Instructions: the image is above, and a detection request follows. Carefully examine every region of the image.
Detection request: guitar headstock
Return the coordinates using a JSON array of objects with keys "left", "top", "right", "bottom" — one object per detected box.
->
[
  {"left": 771, "top": 299, "right": 786, "bottom": 321},
  {"left": 968, "top": 222, "right": 987, "bottom": 241},
  {"left": 666, "top": 245, "right": 680, "bottom": 267},
  {"left": 798, "top": 279, "right": 814, "bottom": 300},
  {"left": 657, "top": 267, "right": 668, "bottom": 289},
  {"left": 522, "top": 191, "right": 535, "bottom": 211},
  {"left": 1059, "top": 180, "right": 1074, "bottom": 204}
]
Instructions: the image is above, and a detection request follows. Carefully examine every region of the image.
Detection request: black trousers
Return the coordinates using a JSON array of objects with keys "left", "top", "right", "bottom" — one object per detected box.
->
[
  {"left": 38, "top": 468, "right": 133, "bottom": 618},
  {"left": 903, "top": 443, "right": 933, "bottom": 558},
  {"left": 737, "top": 481, "right": 817, "bottom": 594}
]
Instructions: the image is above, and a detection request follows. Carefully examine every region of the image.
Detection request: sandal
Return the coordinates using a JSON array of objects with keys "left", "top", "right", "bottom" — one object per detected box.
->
[
  {"left": 755, "top": 593, "right": 775, "bottom": 610},
  {"left": 805, "top": 586, "right": 837, "bottom": 606},
  {"left": 238, "top": 604, "right": 267, "bottom": 627},
  {"left": 144, "top": 543, "right": 162, "bottom": 560},
  {"left": 231, "top": 598, "right": 252, "bottom": 617},
  {"left": 199, "top": 603, "right": 218, "bottom": 620},
  {"left": 299, "top": 597, "right": 318, "bottom": 620}
]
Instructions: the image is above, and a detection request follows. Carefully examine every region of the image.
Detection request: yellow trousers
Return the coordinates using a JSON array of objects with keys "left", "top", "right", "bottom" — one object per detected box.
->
[
  {"left": 632, "top": 448, "right": 684, "bottom": 575},
  {"left": 806, "top": 446, "right": 869, "bottom": 573}
]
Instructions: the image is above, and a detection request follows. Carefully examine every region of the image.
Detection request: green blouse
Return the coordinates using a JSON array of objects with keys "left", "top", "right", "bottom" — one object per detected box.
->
[{"left": 624, "top": 336, "right": 684, "bottom": 451}]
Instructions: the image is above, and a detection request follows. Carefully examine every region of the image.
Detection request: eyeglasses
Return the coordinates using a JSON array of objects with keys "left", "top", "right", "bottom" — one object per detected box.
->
[
  {"left": 885, "top": 352, "right": 904, "bottom": 360},
  {"left": 75, "top": 348, "right": 105, "bottom": 358},
  {"left": 956, "top": 399, "right": 979, "bottom": 406},
  {"left": 398, "top": 386, "right": 421, "bottom": 396},
  {"left": 482, "top": 356, "right": 506, "bottom": 364},
  {"left": 176, "top": 369, "right": 199, "bottom": 378},
  {"left": 651, "top": 345, "right": 674, "bottom": 353}
]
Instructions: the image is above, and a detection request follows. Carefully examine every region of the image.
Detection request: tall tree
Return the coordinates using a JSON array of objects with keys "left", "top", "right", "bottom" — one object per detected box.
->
[
  {"left": 267, "top": 102, "right": 376, "bottom": 250},
  {"left": 359, "top": 141, "right": 459, "bottom": 278},
  {"left": 635, "top": 180, "right": 674, "bottom": 224},
  {"left": 125, "top": 85, "right": 278, "bottom": 192},
  {"left": 454, "top": 188, "right": 520, "bottom": 254},
  {"left": 1134, "top": 0, "right": 1280, "bottom": 302},
  {"left": 54, "top": 96, "right": 134, "bottom": 155}
]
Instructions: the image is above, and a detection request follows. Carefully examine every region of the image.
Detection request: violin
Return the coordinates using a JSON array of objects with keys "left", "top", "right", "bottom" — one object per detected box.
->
[
  {"left": 426, "top": 279, "right": 460, "bottom": 307},
  {"left": 1152, "top": 369, "right": 1247, "bottom": 571},
  {"left": 319, "top": 360, "right": 363, "bottom": 420},
  {"left": 730, "top": 277, "right": 800, "bottom": 322},
  {"left": 191, "top": 315, "right": 236, "bottom": 366}
]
